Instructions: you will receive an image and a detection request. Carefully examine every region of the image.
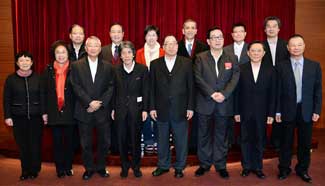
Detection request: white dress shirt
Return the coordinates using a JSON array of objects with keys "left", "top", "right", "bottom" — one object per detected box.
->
[
  {"left": 267, "top": 38, "right": 278, "bottom": 66},
  {"left": 165, "top": 56, "right": 177, "bottom": 72},
  {"left": 251, "top": 62, "right": 261, "bottom": 83},
  {"left": 123, "top": 61, "right": 135, "bottom": 74},
  {"left": 234, "top": 42, "right": 244, "bottom": 61},
  {"left": 88, "top": 57, "right": 98, "bottom": 82},
  {"left": 212, "top": 50, "right": 223, "bottom": 77}
]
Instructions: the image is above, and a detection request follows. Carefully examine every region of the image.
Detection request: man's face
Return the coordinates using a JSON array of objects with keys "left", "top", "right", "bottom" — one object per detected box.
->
[
  {"left": 163, "top": 36, "right": 178, "bottom": 57},
  {"left": 247, "top": 43, "right": 265, "bottom": 63},
  {"left": 207, "top": 29, "right": 224, "bottom": 50},
  {"left": 110, "top": 25, "right": 124, "bottom": 44},
  {"left": 287, "top": 37, "right": 305, "bottom": 58},
  {"left": 85, "top": 39, "right": 101, "bottom": 58},
  {"left": 182, "top": 21, "right": 197, "bottom": 41},
  {"left": 121, "top": 47, "right": 134, "bottom": 65},
  {"left": 265, "top": 20, "right": 280, "bottom": 38},
  {"left": 231, "top": 26, "right": 246, "bottom": 43},
  {"left": 69, "top": 26, "right": 85, "bottom": 45}
]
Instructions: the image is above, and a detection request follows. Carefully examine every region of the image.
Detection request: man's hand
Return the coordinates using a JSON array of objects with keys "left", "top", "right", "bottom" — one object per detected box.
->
[
  {"left": 5, "top": 118, "right": 13, "bottom": 127},
  {"left": 150, "top": 110, "right": 157, "bottom": 121},
  {"left": 234, "top": 115, "right": 240, "bottom": 122},
  {"left": 111, "top": 110, "right": 115, "bottom": 120},
  {"left": 267, "top": 117, "right": 274, "bottom": 125},
  {"left": 142, "top": 111, "right": 148, "bottom": 121},
  {"left": 275, "top": 114, "right": 282, "bottom": 123},
  {"left": 42, "top": 114, "right": 48, "bottom": 125},
  {"left": 89, "top": 100, "right": 102, "bottom": 111},
  {"left": 312, "top": 113, "right": 320, "bottom": 122},
  {"left": 186, "top": 110, "right": 194, "bottom": 120}
]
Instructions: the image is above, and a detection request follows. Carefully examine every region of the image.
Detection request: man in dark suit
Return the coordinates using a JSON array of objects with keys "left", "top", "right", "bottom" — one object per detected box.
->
[
  {"left": 177, "top": 19, "right": 208, "bottom": 154},
  {"left": 101, "top": 23, "right": 124, "bottom": 65},
  {"left": 224, "top": 23, "right": 249, "bottom": 64},
  {"left": 262, "top": 16, "right": 289, "bottom": 67},
  {"left": 234, "top": 41, "right": 276, "bottom": 179},
  {"left": 71, "top": 36, "right": 114, "bottom": 180},
  {"left": 275, "top": 34, "right": 322, "bottom": 183},
  {"left": 68, "top": 24, "right": 87, "bottom": 62},
  {"left": 111, "top": 41, "right": 149, "bottom": 178},
  {"left": 150, "top": 36, "right": 194, "bottom": 178},
  {"left": 194, "top": 26, "right": 239, "bottom": 179}
]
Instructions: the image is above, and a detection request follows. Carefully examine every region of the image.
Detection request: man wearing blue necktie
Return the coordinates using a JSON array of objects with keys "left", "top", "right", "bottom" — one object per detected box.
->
[{"left": 275, "top": 34, "right": 322, "bottom": 183}]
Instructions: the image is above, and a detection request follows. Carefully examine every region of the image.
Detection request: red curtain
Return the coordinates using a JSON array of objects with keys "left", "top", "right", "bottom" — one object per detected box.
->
[{"left": 12, "top": 0, "right": 295, "bottom": 73}]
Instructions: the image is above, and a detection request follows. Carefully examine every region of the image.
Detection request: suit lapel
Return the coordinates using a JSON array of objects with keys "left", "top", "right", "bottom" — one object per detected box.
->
[
  {"left": 93, "top": 59, "right": 104, "bottom": 86},
  {"left": 240, "top": 43, "right": 248, "bottom": 62},
  {"left": 207, "top": 51, "right": 218, "bottom": 80},
  {"left": 84, "top": 58, "right": 95, "bottom": 86},
  {"left": 171, "top": 56, "right": 182, "bottom": 75}
]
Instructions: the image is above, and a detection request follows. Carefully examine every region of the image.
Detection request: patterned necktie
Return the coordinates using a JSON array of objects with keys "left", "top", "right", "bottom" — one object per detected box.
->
[
  {"left": 294, "top": 61, "right": 302, "bottom": 103},
  {"left": 114, "top": 45, "right": 119, "bottom": 60},
  {"left": 187, "top": 43, "right": 192, "bottom": 56}
]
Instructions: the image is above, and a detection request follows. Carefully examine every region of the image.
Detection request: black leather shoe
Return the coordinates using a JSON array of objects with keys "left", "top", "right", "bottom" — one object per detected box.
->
[
  {"left": 133, "top": 169, "right": 142, "bottom": 178},
  {"left": 174, "top": 169, "right": 184, "bottom": 178},
  {"left": 218, "top": 169, "right": 229, "bottom": 179},
  {"left": 195, "top": 167, "right": 210, "bottom": 177},
  {"left": 57, "top": 171, "right": 66, "bottom": 178},
  {"left": 296, "top": 172, "right": 312, "bottom": 183},
  {"left": 253, "top": 170, "right": 266, "bottom": 179},
  {"left": 65, "top": 169, "right": 74, "bottom": 176},
  {"left": 240, "top": 169, "right": 250, "bottom": 177},
  {"left": 20, "top": 172, "right": 29, "bottom": 180},
  {"left": 29, "top": 172, "right": 38, "bottom": 179},
  {"left": 152, "top": 168, "right": 169, "bottom": 176},
  {"left": 97, "top": 169, "right": 109, "bottom": 177},
  {"left": 278, "top": 170, "right": 291, "bottom": 180},
  {"left": 82, "top": 171, "right": 94, "bottom": 180},
  {"left": 120, "top": 169, "right": 128, "bottom": 178}
]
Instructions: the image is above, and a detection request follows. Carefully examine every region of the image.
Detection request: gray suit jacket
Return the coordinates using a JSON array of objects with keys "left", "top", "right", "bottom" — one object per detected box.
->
[
  {"left": 194, "top": 50, "right": 240, "bottom": 116},
  {"left": 223, "top": 42, "right": 249, "bottom": 64}
]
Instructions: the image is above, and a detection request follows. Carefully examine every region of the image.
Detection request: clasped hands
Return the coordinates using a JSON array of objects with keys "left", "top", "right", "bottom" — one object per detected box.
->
[
  {"left": 211, "top": 92, "right": 225, "bottom": 103},
  {"left": 87, "top": 100, "right": 102, "bottom": 113}
]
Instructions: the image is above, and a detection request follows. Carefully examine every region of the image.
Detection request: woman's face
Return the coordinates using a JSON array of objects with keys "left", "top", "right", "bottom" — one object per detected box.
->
[
  {"left": 16, "top": 56, "right": 33, "bottom": 71},
  {"left": 55, "top": 45, "right": 69, "bottom": 64},
  {"left": 120, "top": 47, "right": 134, "bottom": 65},
  {"left": 145, "top": 30, "right": 158, "bottom": 46}
]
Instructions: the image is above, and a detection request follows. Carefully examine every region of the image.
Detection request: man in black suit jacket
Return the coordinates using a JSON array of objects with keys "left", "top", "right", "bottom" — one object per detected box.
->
[
  {"left": 150, "top": 36, "right": 194, "bottom": 178},
  {"left": 275, "top": 34, "right": 322, "bottom": 183},
  {"left": 194, "top": 26, "right": 239, "bottom": 179},
  {"left": 101, "top": 23, "right": 124, "bottom": 65},
  {"left": 68, "top": 24, "right": 87, "bottom": 62},
  {"left": 234, "top": 41, "right": 276, "bottom": 179},
  {"left": 71, "top": 36, "right": 114, "bottom": 180},
  {"left": 111, "top": 41, "right": 149, "bottom": 178},
  {"left": 262, "top": 16, "right": 289, "bottom": 67},
  {"left": 223, "top": 23, "right": 249, "bottom": 64},
  {"left": 177, "top": 19, "right": 208, "bottom": 154}
]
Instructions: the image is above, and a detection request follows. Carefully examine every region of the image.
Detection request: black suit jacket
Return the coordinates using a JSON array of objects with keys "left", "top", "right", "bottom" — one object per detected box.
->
[
  {"left": 194, "top": 50, "right": 240, "bottom": 116},
  {"left": 101, "top": 44, "right": 121, "bottom": 65},
  {"left": 149, "top": 56, "right": 194, "bottom": 122},
  {"left": 263, "top": 38, "right": 289, "bottom": 67},
  {"left": 70, "top": 57, "right": 115, "bottom": 123},
  {"left": 177, "top": 38, "right": 209, "bottom": 62},
  {"left": 113, "top": 63, "right": 149, "bottom": 121},
  {"left": 235, "top": 62, "right": 276, "bottom": 121},
  {"left": 276, "top": 58, "right": 322, "bottom": 122},
  {"left": 223, "top": 42, "right": 249, "bottom": 64}
]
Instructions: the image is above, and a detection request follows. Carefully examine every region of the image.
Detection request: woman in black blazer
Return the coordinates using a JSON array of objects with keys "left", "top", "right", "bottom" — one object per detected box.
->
[
  {"left": 3, "top": 51, "right": 44, "bottom": 180},
  {"left": 41, "top": 40, "right": 76, "bottom": 178}
]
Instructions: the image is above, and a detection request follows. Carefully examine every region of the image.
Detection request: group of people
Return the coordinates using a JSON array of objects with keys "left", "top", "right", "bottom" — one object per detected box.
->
[{"left": 3, "top": 16, "right": 321, "bottom": 184}]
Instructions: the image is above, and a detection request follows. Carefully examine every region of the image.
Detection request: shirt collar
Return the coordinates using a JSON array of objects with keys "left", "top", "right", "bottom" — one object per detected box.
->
[{"left": 123, "top": 61, "right": 135, "bottom": 74}]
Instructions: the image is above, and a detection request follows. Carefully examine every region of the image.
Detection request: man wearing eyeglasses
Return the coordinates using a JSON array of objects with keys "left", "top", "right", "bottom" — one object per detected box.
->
[{"left": 194, "top": 26, "right": 239, "bottom": 179}]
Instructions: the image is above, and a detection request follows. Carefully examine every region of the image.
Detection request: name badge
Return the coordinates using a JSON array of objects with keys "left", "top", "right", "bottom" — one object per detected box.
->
[{"left": 137, "top": 97, "right": 143, "bottom": 102}]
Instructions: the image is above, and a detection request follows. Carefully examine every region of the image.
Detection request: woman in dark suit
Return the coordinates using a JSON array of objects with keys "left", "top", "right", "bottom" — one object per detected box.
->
[
  {"left": 111, "top": 41, "right": 149, "bottom": 178},
  {"left": 3, "top": 51, "right": 44, "bottom": 180},
  {"left": 41, "top": 40, "right": 75, "bottom": 178}
]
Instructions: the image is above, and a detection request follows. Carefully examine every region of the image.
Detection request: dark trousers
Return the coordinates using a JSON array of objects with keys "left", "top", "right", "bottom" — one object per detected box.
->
[
  {"left": 110, "top": 119, "right": 119, "bottom": 154},
  {"left": 52, "top": 125, "right": 75, "bottom": 172},
  {"left": 240, "top": 117, "right": 266, "bottom": 170},
  {"left": 278, "top": 104, "right": 313, "bottom": 174},
  {"left": 12, "top": 115, "right": 43, "bottom": 174},
  {"left": 156, "top": 119, "right": 188, "bottom": 170},
  {"left": 78, "top": 119, "right": 111, "bottom": 171},
  {"left": 197, "top": 113, "right": 230, "bottom": 170},
  {"left": 142, "top": 117, "right": 157, "bottom": 145},
  {"left": 188, "top": 114, "right": 198, "bottom": 153},
  {"left": 116, "top": 111, "right": 142, "bottom": 171}
]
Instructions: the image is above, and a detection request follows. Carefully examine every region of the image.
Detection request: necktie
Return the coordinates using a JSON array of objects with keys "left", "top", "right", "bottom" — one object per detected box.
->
[
  {"left": 114, "top": 45, "right": 119, "bottom": 60},
  {"left": 294, "top": 62, "right": 302, "bottom": 103},
  {"left": 187, "top": 43, "right": 192, "bottom": 56}
]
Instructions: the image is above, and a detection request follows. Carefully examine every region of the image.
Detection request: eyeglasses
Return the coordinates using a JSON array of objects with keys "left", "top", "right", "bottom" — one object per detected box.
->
[{"left": 209, "top": 36, "right": 224, "bottom": 41}]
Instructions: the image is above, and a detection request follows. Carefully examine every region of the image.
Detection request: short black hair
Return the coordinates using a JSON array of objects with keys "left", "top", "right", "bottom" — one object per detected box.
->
[
  {"left": 118, "top": 41, "right": 136, "bottom": 59},
  {"left": 110, "top": 22, "right": 124, "bottom": 32},
  {"left": 232, "top": 23, "right": 246, "bottom": 32},
  {"left": 247, "top": 40, "right": 265, "bottom": 51},
  {"left": 144, "top": 25, "right": 160, "bottom": 38},
  {"left": 288, "top": 34, "right": 304, "bottom": 43},
  {"left": 263, "top": 16, "right": 282, "bottom": 29},
  {"left": 69, "top": 24, "right": 85, "bottom": 34},
  {"left": 15, "top": 51, "right": 33, "bottom": 62},
  {"left": 50, "top": 40, "right": 69, "bottom": 61},
  {"left": 206, "top": 26, "right": 222, "bottom": 39}
]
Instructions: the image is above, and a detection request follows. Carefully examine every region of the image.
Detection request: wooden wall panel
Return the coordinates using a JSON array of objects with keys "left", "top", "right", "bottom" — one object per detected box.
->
[{"left": 296, "top": 0, "right": 325, "bottom": 128}]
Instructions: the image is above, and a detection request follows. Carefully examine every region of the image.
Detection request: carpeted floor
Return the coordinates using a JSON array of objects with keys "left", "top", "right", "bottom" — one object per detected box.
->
[{"left": 0, "top": 129, "right": 324, "bottom": 186}]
